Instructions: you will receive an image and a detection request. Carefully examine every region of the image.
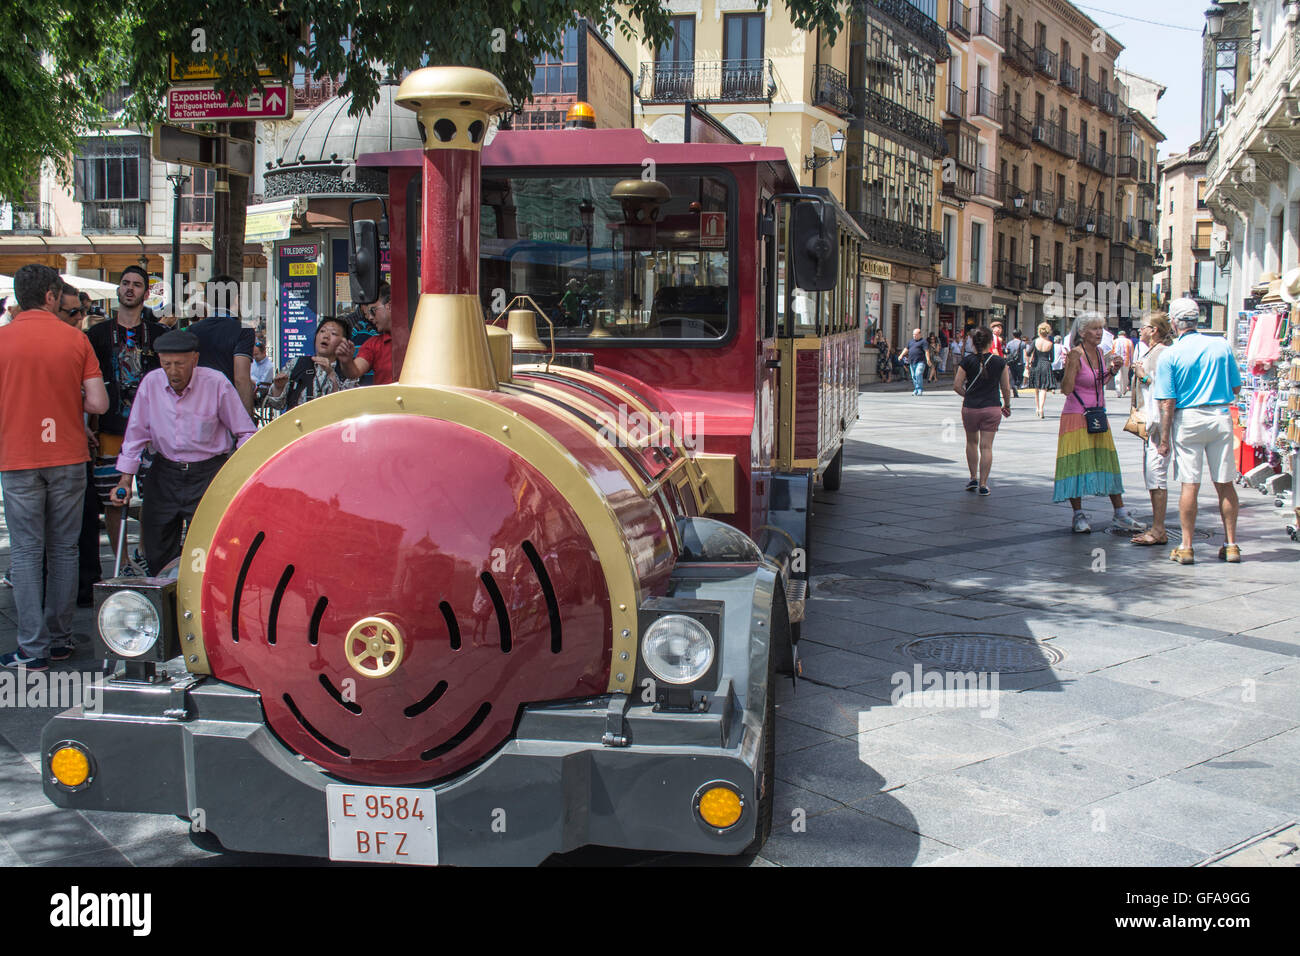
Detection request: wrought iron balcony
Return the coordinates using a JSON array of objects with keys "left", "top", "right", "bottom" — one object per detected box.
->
[
  {"left": 1034, "top": 45, "right": 1058, "bottom": 77},
  {"left": 812, "top": 64, "right": 854, "bottom": 117},
  {"left": 858, "top": 0, "right": 951, "bottom": 59},
  {"left": 1080, "top": 141, "right": 1112, "bottom": 175},
  {"left": 82, "top": 200, "right": 145, "bottom": 235},
  {"left": 977, "top": 5, "right": 1001, "bottom": 43},
  {"left": 975, "top": 86, "right": 1000, "bottom": 122},
  {"left": 861, "top": 88, "right": 948, "bottom": 155},
  {"left": 975, "top": 165, "right": 999, "bottom": 200},
  {"left": 948, "top": 0, "right": 971, "bottom": 39},
  {"left": 1099, "top": 89, "right": 1118, "bottom": 115},
  {"left": 851, "top": 211, "right": 946, "bottom": 263},
  {"left": 1137, "top": 219, "right": 1155, "bottom": 244},
  {"left": 947, "top": 81, "right": 967, "bottom": 118},
  {"left": 1115, "top": 154, "right": 1138, "bottom": 180},
  {"left": 1096, "top": 213, "right": 1113, "bottom": 239},
  {"left": 0, "top": 201, "right": 53, "bottom": 235},
  {"left": 1055, "top": 198, "right": 1077, "bottom": 226},
  {"left": 1001, "top": 105, "right": 1031, "bottom": 146},
  {"left": 995, "top": 259, "right": 1028, "bottom": 291},
  {"left": 943, "top": 165, "right": 975, "bottom": 201},
  {"left": 999, "top": 181, "right": 1030, "bottom": 218},
  {"left": 1032, "top": 119, "right": 1075, "bottom": 158},
  {"left": 1030, "top": 188, "right": 1055, "bottom": 219},
  {"left": 1118, "top": 217, "right": 1135, "bottom": 243},
  {"left": 1060, "top": 62, "right": 1080, "bottom": 93},
  {"left": 1031, "top": 263, "right": 1053, "bottom": 290},
  {"left": 637, "top": 59, "right": 776, "bottom": 105},
  {"left": 1081, "top": 75, "right": 1099, "bottom": 106},
  {"left": 1002, "top": 25, "right": 1034, "bottom": 74}
]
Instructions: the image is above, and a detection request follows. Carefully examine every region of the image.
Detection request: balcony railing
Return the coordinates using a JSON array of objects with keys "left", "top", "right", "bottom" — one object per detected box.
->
[
  {"left": 975, "top": 165, "right": 998, "bottom": 200},
  {"left": 977, "top": 5, "right": 1001, "bottom": 43},
  {"left": 1118, "top": 217, "right": 1136, "bottom": 243},
  {"left": 1002, "top": 25, "right": 1034, "bottom": 74},
  {"left": 995, "top": 259, "right": 1028, "bottom": 291},
  {"left": 975, "top": 86, "right": 1000, "bottom": 121},
  {"left": 1032, "top": 119, "right": 1076, "bottom": 158},
  {"left": 812, "top": 64, "right": 854, "bottom": 117},
  {"left": 1032, "top": 263, "right": 1053, "bottom": 290},
  {"left": 861, "top": 88, "right": 948, "bottom": 155},
  {"left": 948, "top": 0, "right": 971, "bottom": 38},
  {"left": 1137, "top": 219, "right": 1155, "bottom": 244},
  {"left": 1081, "top": 75, "right": 1100, "bottom": 106},
  {"left": 1034, "top": 45, "right": 1059, "bottom": 77},
  {"left": 1115, "top": 154, "right": 1138, "bottom": 180},
  {"left": 1001, "top": 105, "right": 1030, "bottom": 145},
  {"left": 295, "top": 76, "right": 343, "bottom": 111},
  {"left": 943, "top": 165, "right": 975, "bottom": 201},
  {"left": 1096, "top": 212, "right": 1113, "bottom": 239},
  {"left": 1100, "top": 89, "right": 1118, "bottom": 115},
  {"left": 82, "top": 200, "right": 145, "bottom": 235},
  {"left": 859, "top": 0, "right": 951, "bottom": 58},
  {"left": 851, "top": 211, "right": 945, "bottom": 263},
  {"left": 1162, "top": 238, "right": 1173, "bottom": 254},
  {"left": 1030, "top": 188, "right": 1055, "bottom": 218},
  {"left": 1060, "top": 62, "right": 1080, "bottom": 93},
  {"left": 0, "top": 201, "right": 53, "bottom": 235},
  {"left": 947, "top": 81, "right": 967, "bottom": 118},
  {"left": 999, "top": 181, "right": 1030, "bottom": 217},
  {"left": 1055, "top": 198, "right": 1077, "bottom": 226},
  {"left": 1080, "top": 141, "right": 1113, "bottom": 175},
  {"left": 637, "top": 59, "right": 776, "bottom": 104}
]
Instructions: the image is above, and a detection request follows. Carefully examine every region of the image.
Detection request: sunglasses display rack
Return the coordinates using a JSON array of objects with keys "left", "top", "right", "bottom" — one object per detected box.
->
[{"left": 1234, "top": 304, "right": 1299, "bottom": 541}]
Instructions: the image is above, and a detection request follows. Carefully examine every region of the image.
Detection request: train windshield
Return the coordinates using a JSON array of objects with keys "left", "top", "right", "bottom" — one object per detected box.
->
[{"left": 479, "top": 172, "right": 733, "bottom": 342}]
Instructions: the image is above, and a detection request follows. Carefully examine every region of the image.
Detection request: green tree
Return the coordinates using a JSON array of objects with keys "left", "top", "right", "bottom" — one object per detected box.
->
[{"left": 2, "top": 1, "right": 846, "bottom": 268}]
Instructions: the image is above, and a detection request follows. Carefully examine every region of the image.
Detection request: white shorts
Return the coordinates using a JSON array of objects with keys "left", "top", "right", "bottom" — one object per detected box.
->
[
  {"left": 1143, "top": 430, "right": 1170, "bottom": 491},
  {"left": 1172, "top": 405, "right": 1235, "bottom": 485}
]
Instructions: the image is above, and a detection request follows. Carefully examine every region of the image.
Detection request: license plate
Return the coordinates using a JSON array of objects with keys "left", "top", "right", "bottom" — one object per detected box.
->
[{"left": 325, "top": 784, "right": 438, "bottom": 865}]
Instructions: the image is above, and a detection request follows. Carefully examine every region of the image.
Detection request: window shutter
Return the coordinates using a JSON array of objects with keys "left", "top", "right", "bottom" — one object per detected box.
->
[
  {"left": 137, "top": 137, "right": 151, "bottom": 203},
  {"left": 73, "top": 156, "right": 87, "bottom": 202}
]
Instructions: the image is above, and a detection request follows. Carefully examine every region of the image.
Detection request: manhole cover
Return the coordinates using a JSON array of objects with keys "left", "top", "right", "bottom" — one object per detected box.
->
[
  {"left": 817, "top": 576, "right": 931, "bottom": 600},
  {"left": 1104, "top": 526, "right": 1214, "bottom": 541},
  {"left": 902, "top": 633, "right": 1064, "bottom": 673}
]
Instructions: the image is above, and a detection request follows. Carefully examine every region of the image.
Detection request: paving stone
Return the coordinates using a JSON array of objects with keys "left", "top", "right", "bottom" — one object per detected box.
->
[
  {"left": 777, "top": 737, "right": 936, "bottom": 803},
  {"left": 37, "top": 846, "right": 132, "bottom": 867},
  {"left": 948, "top": 745, "right": 1152, "bottom": 810},
  {"left": 916, "top": 598, "right": 1024, "bottom": 620},
  {"left": 774, "top": 780, "right": 842, "bottom": 823},
  {"left": 796, "top": 647, "right": 909, "bottom": 689},
  {"left": 1097, "top": 641, "right": 1294, "bottom": 698},
  {"left": 760, "top": 805, "right": 959, "bottom": 866},
  {"left": 978, "top": 808, "right": 1205, "bottom": 866},
  {"left": 855, "top": 712, "right": 1025, "bottom": 766},
  {"left": 0, "top": 805, "right": 114, "bottom": 864},
  {"left": 780, "top": 687, "right": 918, "bottom": 737},
  {"left": 1121, "top": 698, "right": 1297, "bottom": 750},
  {"left": 775, "top": 716, "right": 839, "bottom": 755},
  {"left": 1089, "top": 778, "right": 1290, "bottom": 856},
  {"left": 854, "top": 774, "right": 1056, "bottom": 850},
  {"left": 1053, "top": 721, "right": 1237, "bottom": 777},
  {"left": 921, "top": 848, "right": 1016, "bottom": 866},
  {"left": 1195, "top": 670, "right": 1300, "bottom": 723},
  {"left": 943, "top": 686, "right": 1112, "bottom": 742},
  {"left": 1168, "top": 743, "right": 1300, "bottom": 817}
]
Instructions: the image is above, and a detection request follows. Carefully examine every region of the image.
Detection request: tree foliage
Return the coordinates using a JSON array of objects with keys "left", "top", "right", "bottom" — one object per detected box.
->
[{"left": 1, "top": 0, "right": 846, "bottom": 202}]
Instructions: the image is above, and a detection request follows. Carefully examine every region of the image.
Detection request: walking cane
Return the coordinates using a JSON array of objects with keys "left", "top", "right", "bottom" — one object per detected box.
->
[{"left": 112, "top": 486, "right": 129, "bottom": 578}]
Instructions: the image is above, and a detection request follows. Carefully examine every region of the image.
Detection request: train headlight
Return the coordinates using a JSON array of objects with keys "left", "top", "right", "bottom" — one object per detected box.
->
[
  {"left": 642, "top": 614, "right": 715, "bottom": 685},
  {"left": 97, "top": 591, "right": 160, "bottom": 658}
]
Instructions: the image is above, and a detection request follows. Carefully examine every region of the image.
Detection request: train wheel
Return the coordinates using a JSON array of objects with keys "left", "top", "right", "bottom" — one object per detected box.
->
[{"left": 822, "top": 445, "right": 844, "bottom": 492}]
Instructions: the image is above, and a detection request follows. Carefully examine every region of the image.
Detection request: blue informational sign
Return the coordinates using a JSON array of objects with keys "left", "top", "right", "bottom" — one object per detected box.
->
[{"left": 278, "top": 243, "right": 320, "bottom": 367}]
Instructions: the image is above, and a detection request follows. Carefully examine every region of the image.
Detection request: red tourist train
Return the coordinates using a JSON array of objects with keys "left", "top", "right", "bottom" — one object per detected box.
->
[{"left": 42, "top": 66, "right": 866, "bottom": 865}]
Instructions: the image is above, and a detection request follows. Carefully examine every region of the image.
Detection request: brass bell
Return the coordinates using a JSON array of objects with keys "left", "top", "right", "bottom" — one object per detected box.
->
[{"left": 506, "top": 308, "right": 546, "bottom": 352}]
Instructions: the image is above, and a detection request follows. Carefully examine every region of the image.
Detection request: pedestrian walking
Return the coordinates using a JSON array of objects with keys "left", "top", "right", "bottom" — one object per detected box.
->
[
  {"left": 950, "top": 329, "right": 965, "bottom": 371},
  {"left": 938, "top": 329, "right": 950, "bottom": 373},
  {"left": 1053, "top": 312, "right": 1146, "bottom": 534},
  {"left": 1155, "top": 298, "right": 1244, "bottom": 563},
  {"left": 0, "top": 264, "right": 109, "bottom": 670},
  {"left": 86, "top": 265, "right": 167, "bottom": 576},
  {"left": 1025, "top": 324, "right": 1057, "bottom": 418},
  {"left": 1112, "top": 327, "right": 1134, "bottom": 397},
  {"left": 926, "top": 333, "right": 940, "bottom": 382},
  {"left": 1128, "top": 312, "right": 1174, "bottom": 547},
  {"left": 190, "top": 274, "right": 256, "bottom": 416},
  {"left": 112, "top": 330, "right": 256, "bottom": 575},
  {"left": 989, "top": 321, "right": 1006, "bottom": 356},
  {"left": 1004, "top": 327, "right": 1025, "bottom": 398},
  {"left": 953, "top": 326, "right": 1012, "bottom": 495},
  {"left": 1051, "top": 334, "right": 1066, "bottom": 389},
  {"left": 900, "top": 328, "right": 931, "bottom": 395},
  {"left": 876, "top": 336, "right": 893, "bottom": 383}
]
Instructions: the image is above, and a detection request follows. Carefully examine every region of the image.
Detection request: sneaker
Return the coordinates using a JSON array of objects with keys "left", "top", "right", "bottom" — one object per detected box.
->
[
  {"left": 117, "top": 559, "right": 148, "bottom": 578},
  {"left": 1218, "top": 543, "right": 1242, "bottom": 563},
  {"left": 0, "top": 651, "right": 48, "bottom": 671},
  {"left": 0, "top": 571, "right": 10, "bottom": 588},
  {"left": 965, "top": 479, "right": 979, "bottom": 492},
  {"left": 1072, "top": 512, "right": 1092, "bottom": 534},
  {"left": 48, "top": 642, "right": 75, "bottom": 662},
  {"left": 1111, "top": 512, "right": 1147, "bottom": 533},
  {"left": 978, "top": 486, "right": 991, "bottom": 496}
]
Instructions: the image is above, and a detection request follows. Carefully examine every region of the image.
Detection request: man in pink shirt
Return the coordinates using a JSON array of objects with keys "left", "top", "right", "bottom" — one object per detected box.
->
[
  {"left": 112, "top": 330, "right": 256, "bottom": 574},
  {"left": 1112, "top": 328, "right": 1135, "bottom": 397}
]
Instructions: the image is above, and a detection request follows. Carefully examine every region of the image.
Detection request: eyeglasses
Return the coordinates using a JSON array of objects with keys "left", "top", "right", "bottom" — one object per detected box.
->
[{"left": 60, "top": 306, "right": 85, "bottom": 318}]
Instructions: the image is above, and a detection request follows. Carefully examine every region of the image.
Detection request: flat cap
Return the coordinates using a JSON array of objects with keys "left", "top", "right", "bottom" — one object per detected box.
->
[
  {"left": 155, "top": 329, "right": 200, "bottom": 353},
  {"left": 1168, "top": 298, "right": 1201, "bottom": 323}
]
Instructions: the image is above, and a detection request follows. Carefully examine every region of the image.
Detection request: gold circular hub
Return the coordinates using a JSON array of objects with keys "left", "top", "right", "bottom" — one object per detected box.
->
[{"left": 345, "top": 616, "right": 405, "bottom": 679}]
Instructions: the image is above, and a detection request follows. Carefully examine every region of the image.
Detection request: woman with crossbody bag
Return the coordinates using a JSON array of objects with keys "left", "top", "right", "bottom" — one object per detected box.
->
[
  {"left": 953, "top": 326, "right": 1012, "bottom": 495},
  {"left": 1052, "top": 312, "right": 1145, "bottom": 534}
]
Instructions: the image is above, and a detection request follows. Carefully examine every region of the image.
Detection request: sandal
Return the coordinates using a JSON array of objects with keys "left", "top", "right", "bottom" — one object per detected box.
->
[
  {"left": 1218, "top": 544, "right": 1242, "bottom": 563},
  {"left": 1169, "top": 547, "right": 1195, "bottom": 565},
  {"left": 1130, "top": 531, "right": 1168, "bottom": 546}
]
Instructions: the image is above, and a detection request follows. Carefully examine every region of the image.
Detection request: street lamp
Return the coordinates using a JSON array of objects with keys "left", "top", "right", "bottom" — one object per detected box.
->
[
  {"left": 804, "top": 129, "right": 847, "bottom": 171},
  {"left": 1215, "top": 246, "right": 1231, "bottom": 273},
  {"left": 1205, "top": 4, "right": 1225, "bottom": 37},
  {"left": 165, "top": 170, "right": 190, "bottom": 322}
]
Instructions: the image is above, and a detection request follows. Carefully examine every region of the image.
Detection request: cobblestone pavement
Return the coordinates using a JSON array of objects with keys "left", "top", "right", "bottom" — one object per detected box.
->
[{"left": 1, "top": 383, "right": 1297, "bottom": 866}]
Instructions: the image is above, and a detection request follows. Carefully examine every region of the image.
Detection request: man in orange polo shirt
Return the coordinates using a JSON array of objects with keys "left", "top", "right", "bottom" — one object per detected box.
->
[{"left": 0, "top": 264, "right": 109, "bottom": 670}]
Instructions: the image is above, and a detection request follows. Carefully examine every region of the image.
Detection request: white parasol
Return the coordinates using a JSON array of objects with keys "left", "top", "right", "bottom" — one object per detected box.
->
[{"left": 60, "top": 273, "right": 121, "bottom": 299}]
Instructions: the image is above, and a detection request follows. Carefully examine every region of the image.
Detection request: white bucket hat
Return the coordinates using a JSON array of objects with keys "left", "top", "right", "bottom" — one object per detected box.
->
[{"left": 1280, "top": 266, "right": 1300, "bottom": 304}]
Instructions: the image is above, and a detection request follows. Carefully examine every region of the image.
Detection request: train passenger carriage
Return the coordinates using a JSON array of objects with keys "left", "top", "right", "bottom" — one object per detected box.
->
[{"left": 40, "top": 66, "right": 865, "bottom": 865}]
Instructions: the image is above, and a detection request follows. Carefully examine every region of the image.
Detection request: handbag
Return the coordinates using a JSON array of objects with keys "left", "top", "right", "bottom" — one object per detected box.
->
[
  {"left": 1079, "top": 349, "right": 1109, "bottom": 434},
  {"left": 1122, "top": 374, "right": 1148, "bottom": 440}
]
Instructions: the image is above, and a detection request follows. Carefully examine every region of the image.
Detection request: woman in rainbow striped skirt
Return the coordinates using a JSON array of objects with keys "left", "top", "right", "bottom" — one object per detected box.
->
[{"left": 1054, "top": 312, "right": 1148, "bottom": 534}]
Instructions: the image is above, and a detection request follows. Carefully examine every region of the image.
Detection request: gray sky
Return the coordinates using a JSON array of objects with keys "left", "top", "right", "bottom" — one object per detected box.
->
[{"left": 1073, "top": 0, "right": 1207, "bottom": 158}]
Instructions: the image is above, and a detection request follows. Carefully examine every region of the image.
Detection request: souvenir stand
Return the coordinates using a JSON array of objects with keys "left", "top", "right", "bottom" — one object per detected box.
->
[{"left": 1233, "top": 274, "right": 1299, "bottom": 541}]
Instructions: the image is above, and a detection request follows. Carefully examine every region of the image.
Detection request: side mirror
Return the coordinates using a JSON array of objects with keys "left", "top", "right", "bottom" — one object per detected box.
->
[
  {"left": 791, "top": 201, "right": 837, "bottom": 292},
  {"left": 350, "top": 219, "right": 379, "bottom": 305}
]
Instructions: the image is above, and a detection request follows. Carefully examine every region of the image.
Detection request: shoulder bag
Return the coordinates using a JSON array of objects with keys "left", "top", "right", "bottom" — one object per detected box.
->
[
  {"left": 1122, "top": 374, "right": 1147, "bottom": 440},
  {"left": 1080, "top": 349, "right": 1109, "bottom": 434}
]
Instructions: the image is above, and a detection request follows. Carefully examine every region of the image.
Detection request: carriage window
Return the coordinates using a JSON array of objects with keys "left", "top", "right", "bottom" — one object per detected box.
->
[{"left": 479, "top": 173, "right": 733, "bottom": 341}]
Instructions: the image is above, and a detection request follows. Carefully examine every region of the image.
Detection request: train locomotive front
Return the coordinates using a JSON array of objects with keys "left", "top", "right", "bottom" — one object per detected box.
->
[{"left": 40, "top": 66, "right": 792, "bottom": 865}]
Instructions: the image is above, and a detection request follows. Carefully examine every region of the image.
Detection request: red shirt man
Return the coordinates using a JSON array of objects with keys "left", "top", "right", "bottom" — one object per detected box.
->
[
  {"left": 989, "top": 322, "right": 1006, "bottom": 357},
  {"left": 338, "top": 283, "right": 394, "bottom": 385}
]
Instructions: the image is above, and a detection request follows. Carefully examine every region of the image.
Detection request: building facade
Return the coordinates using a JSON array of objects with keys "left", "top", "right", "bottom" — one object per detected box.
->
[
  {"left": 1158, "top": 146, "right": 1230, "bottom": 330},
  {"left": 1202, "top": 0, "right": 1300, "bottom": 343},
  {"left": 935, "top": 0, "right": 1004, "bottom": 340},
  {"left": 993, "top": 0, "right": 1124, "bottom": 335}
]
